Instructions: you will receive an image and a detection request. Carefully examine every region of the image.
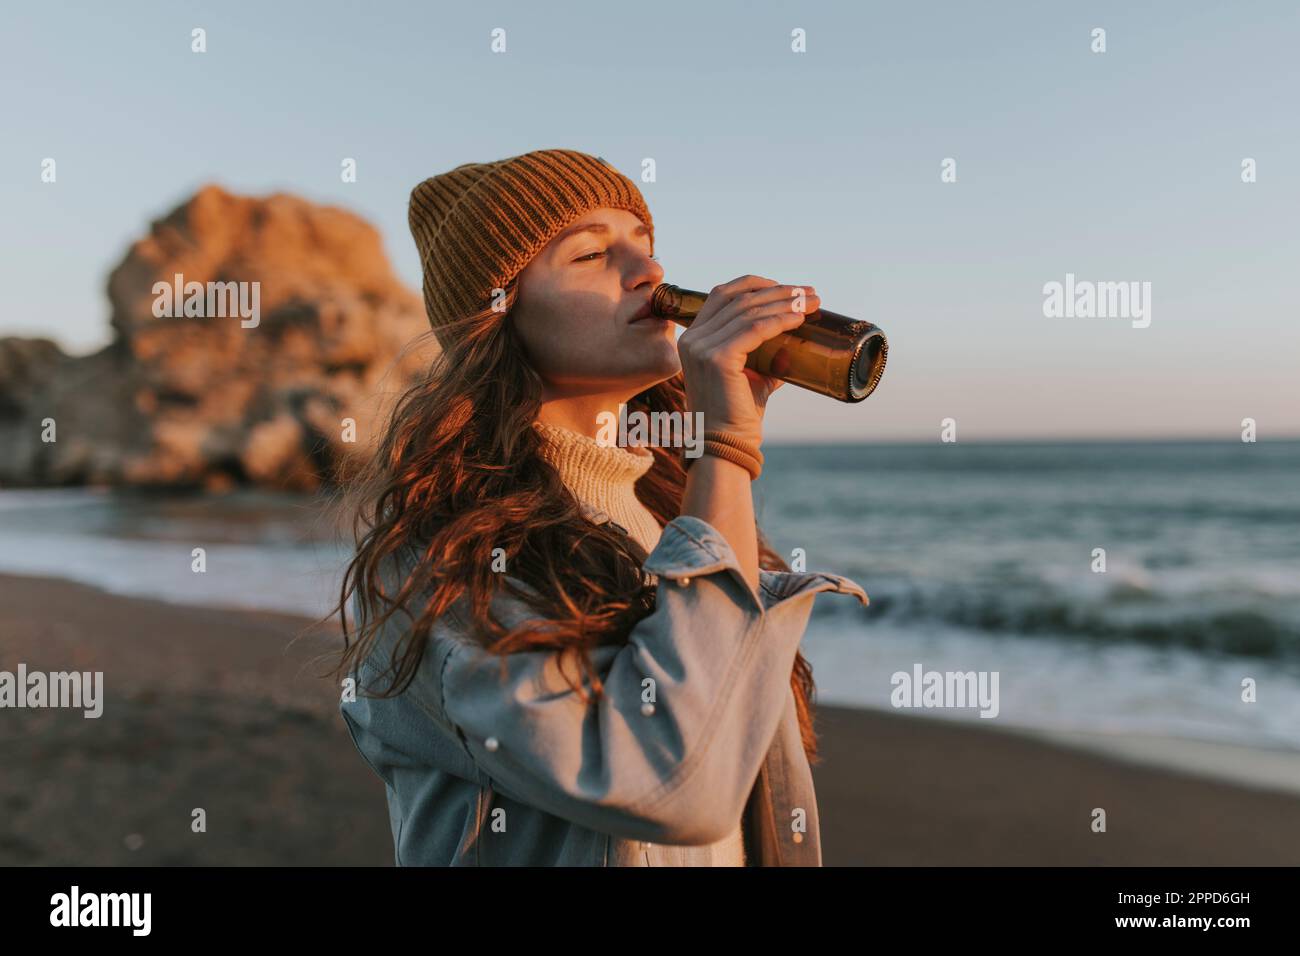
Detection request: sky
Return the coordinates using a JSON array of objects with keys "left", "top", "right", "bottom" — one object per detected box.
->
[{"left": 2, "top": 0, "right": 1297, "bottom": 442}]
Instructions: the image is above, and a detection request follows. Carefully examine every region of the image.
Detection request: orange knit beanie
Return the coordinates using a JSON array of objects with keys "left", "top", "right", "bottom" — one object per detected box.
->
[{"left": 408, "top": 148, "right": 655, "bottom": 349}]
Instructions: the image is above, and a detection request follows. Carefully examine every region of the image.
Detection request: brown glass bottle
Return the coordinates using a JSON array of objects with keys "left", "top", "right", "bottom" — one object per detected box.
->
[{"left": 649, "top": 283, "right": 888, "bottom": 403}]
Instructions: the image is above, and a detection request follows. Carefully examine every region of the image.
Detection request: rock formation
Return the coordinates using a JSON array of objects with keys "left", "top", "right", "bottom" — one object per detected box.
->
[{"left": 0, "top": 184, "right": 439, "bottom": 492}]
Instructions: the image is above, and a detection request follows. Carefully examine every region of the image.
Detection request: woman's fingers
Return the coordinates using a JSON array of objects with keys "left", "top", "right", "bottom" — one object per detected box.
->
[
  {"left": 715, "top": 284, "right": 817, "bottom": 325},
  {"left": 689, "top": 275, "right": 779, "bottom": 333},
  {"left": 690, "top": 299, "right": 811, "bottom": 357},
  {"left": 688, "top": 281, "right": 815, "bottom": 342},
  {"left": 721, "top": 311, "right": 808, "bottom": 361}
]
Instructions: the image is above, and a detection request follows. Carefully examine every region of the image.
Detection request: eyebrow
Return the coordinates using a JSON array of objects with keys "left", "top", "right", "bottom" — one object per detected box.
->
[{"left": 555, "top": 221, "right": 651, "bottom": 244}]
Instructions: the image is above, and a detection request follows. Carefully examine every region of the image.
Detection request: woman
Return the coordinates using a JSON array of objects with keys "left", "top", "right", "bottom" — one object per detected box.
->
[{"left": 330, "top": 148, "right": 868, "bottom": 866}]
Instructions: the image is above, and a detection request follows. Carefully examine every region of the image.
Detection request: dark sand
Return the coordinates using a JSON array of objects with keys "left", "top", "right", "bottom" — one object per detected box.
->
[{"left": 2, "top": 572, "right": 1297, "bottom": 866}]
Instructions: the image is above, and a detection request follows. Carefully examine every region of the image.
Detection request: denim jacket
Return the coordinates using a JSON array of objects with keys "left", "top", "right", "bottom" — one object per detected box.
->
[{"left": 340, "top": 514, "right": 869, "bottom": 866}]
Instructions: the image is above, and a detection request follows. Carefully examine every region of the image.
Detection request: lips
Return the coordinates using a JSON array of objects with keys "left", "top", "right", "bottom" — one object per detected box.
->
[{"left": 628, "top": 300, "right": 654, "bottom": 323}]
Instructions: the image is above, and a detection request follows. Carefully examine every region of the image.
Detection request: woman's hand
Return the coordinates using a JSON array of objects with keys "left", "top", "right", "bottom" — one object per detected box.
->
[{"left": 677, "top": 275, "right": 819, "bottom": 448}]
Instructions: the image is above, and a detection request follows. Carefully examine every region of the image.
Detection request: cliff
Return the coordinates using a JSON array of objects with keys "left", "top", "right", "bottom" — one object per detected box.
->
[{"left": 0, "top": 184, "right": 438, "bottom": 492}]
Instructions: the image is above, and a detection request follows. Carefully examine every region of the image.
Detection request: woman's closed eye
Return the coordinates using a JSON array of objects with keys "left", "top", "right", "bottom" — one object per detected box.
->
[{"left": 572, "top": 250, "right": 657, "bottom": 263}]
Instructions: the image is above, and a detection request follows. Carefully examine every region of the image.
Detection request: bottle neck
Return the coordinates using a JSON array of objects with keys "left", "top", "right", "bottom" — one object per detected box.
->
[{"left": 650, "top": 283, "right": 709, "bottom": 322}]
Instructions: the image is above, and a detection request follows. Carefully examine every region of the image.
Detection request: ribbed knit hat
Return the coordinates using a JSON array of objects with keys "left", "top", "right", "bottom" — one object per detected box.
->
[{"left": 408, "top": 148, "right": 655, "bottom": 349}]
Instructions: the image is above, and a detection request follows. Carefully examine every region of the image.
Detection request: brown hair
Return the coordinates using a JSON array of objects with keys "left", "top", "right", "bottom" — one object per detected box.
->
[{"left": 322, "top": 281, "right": 823, "bottom": 765}]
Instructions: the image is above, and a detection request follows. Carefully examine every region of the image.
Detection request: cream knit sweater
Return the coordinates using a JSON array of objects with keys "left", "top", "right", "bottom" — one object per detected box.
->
[{"left": 532, "top": 419, "right": 748, "bottom": 866}]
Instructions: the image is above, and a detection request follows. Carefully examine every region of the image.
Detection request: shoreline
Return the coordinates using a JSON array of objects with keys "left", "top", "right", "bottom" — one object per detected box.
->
[
  {"left": 3, "top": 570, "right": 1298, "bottom": 865},
  {"left": 810, "top": 701, "right": 1300, "bottom": 800}
]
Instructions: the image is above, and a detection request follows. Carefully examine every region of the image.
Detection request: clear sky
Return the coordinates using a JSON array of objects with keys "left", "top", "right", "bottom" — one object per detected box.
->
[{"left": 3, "top": 0, "right": 1297, "bottom": 441}]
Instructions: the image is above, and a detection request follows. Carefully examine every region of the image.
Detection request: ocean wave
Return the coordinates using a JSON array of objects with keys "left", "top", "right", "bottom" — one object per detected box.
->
[{"left": 812, "top": 576, "right": 1300, "bottom": 661}]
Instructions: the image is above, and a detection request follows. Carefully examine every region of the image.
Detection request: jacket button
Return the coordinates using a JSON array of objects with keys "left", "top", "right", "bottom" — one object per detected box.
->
[{"left": 484, "top": 737, "right": 499, "bottom": 752}]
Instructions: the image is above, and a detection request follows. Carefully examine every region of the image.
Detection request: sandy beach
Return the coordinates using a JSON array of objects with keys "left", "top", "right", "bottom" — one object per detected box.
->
[{"left": 2, "top": 570, "right": 1298, "bottom": 867}]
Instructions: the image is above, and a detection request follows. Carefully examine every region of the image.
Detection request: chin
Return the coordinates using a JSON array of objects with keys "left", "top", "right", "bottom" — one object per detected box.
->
[
  {"left": 604, "top": 334, "right": 680, "bottom": 388},
  {"left": 622, "top": 357, "right": 681, "bottom": 393},
  {"left": 645, "top": 346, "right": 683, "bottom": 381}
]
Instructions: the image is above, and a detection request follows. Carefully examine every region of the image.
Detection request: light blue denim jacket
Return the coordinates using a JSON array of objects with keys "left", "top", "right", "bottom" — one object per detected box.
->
[{"left": 340, "top": 514, "right": 869, "bottom": 866}]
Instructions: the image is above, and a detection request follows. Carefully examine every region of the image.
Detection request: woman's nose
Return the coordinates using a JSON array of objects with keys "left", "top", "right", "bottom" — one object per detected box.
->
[{"left": 639, "top": 253, "right": 664, "bottom": 283}]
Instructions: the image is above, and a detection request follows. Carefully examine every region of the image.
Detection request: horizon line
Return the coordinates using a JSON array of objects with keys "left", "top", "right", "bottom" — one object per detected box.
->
[{"left": 762, "top": 434, "right": 1300, "bottom": 446}]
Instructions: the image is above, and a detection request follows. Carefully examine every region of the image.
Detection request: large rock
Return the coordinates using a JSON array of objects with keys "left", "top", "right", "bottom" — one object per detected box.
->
[{"left": 0, "top": 185, "right": 439, "bottom": 491}]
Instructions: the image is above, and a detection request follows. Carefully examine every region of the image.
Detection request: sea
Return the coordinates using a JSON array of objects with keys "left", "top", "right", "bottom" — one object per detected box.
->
[{"left": 2, "top": 439, "right": 1297, "bottom": 776}]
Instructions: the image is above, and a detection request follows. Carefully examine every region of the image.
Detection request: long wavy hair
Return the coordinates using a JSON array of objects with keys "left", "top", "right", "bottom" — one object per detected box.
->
[{"left": 322, "top": 280, "right": 823, "bottom": 766}]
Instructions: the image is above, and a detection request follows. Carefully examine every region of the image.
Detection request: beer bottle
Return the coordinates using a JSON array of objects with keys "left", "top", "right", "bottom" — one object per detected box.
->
[{"left": 649, "top": 283, "right": 888, "bottom": 403}]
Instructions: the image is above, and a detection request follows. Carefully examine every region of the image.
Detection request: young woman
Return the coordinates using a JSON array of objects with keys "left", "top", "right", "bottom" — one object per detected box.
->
[{"left": 330, "top": 148, "right": 868, "bottom": 866}]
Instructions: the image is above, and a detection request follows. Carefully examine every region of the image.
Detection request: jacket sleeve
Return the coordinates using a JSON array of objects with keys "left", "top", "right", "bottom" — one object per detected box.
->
[{"left": 349, "top": 514, "right": 868, "bottom": 846}]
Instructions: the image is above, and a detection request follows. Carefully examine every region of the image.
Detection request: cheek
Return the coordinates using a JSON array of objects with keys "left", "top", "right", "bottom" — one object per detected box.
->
[
  {"left": 554, "top": 310, "right": 624, "bottom": 372},
  {"left": 513, "top": 298, "right": 612, "bottom": 375}
]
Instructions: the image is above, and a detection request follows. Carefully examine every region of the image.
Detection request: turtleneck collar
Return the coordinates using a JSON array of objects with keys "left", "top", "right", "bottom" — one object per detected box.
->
[{"left": 531, "top": 419, "right": 663, "bottom": 555}]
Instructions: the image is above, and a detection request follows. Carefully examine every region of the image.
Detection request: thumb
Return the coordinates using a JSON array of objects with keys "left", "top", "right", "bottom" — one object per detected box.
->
[{"left": 743, "top": 368, "right": 785, "bottom": 407}]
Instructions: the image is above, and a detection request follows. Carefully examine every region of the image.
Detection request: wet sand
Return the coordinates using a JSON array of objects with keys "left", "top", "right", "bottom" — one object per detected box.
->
[{"left": 2, "top": 571, "right": 1297, "bottom": 866}]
